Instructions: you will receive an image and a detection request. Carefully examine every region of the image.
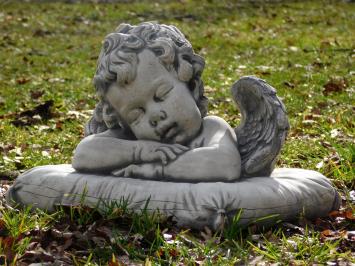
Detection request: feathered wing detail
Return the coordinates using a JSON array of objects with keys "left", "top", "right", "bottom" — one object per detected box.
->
[{"left": 231, "top": 76, "right": 289, "bottom": 178}]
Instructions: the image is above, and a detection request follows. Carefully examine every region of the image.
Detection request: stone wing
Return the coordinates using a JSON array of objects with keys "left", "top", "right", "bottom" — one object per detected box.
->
[{"left": 231, "top": 76, "right": 289, "bottom": 178}]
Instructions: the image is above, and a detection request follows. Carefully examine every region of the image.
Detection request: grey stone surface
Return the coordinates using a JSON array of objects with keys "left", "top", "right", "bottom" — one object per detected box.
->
[
  {"left": 72, "top": 22, "right": 288, "bottom": 181},
  {"left": 6, "top": 165, "right": 340, "bottom": 230}
]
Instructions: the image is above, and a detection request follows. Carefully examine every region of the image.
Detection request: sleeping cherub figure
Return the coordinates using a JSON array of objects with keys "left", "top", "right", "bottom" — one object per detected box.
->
[
  {"left": 5, "top": 22, "right": 338, "bottom": 231},
  {"left": 72, "top": 22, "right": 289, "bottom": 182}
]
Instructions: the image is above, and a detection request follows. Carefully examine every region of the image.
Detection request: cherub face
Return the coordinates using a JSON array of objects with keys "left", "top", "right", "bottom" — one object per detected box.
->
[{"left": 106, "top": 49, "right": 202, "bottom": 144}]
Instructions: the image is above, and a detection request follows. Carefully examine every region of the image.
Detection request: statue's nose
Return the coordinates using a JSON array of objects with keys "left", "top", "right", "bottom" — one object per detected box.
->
[{"left": 149, "top": 110, "right": 167, "bottom": 127}]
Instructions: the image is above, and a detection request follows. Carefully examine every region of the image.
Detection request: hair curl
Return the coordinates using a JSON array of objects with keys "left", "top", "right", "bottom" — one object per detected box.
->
[{"left": 85, "top": 22, "right": 208, "bottom": 136}]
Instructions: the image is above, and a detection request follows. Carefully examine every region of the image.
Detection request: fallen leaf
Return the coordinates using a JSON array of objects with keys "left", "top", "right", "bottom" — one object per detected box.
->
[
  {"left": 323, "top": 78, "right": 348, "bottom": 95},
  {"left": 302, "top": 119, "right": 316, "bottom": 125},
  {"left": 169, "top": 248, "right": 179, "bottom": 257},
  {"left": 19, "top": 249, "right": 55, "bottom": 263},
  {"left": 344, "top": 210, "right": 354, "bottom": 220},
  {"left": 50, "top": 228, "right": 73, "bottom": 239},
  {"left": 16, "top": 77, "right": 30, "bottom": 85},
  {"left": 1, "top": 236, "right": 15, "bottom": 248},
  {"left": 350, "top": 191, "right": 355, "bottom": 203},
  {"left": 163, "top": 233, "right": 173, "bottom": 241},
  {"left": 289, "top": 46, "right": 299, "bottom": 52},
  {"left": 316, "top": 161, "right": 324, "bottom": 169},
  {"left": 304, "top": 114, "right": 323, "bottom": 120},
  {"left": 92, "top": 236, "right": 107, "bottom": 248},
  {"left": 312, "top": 58, "right": 325, "bottom": 68},
  {"left": 0, "top": 143, "right": 15, "bottom": 154},
  {"left": 282, "top": 222, "right": 305, "bottom": 234},
  {"left": 55, "top": 121, "right": 63, "bottom": 129},
  {"left": 30, "top": 90, "right": 45, "bottom": 99},
  {"left": 33, "top": 29, "right": 52, "bottom": 37},
  {"left": 284, "top": 81, "right": 295, "bottom": 88},
  {"left": 0, "top": 170, "right": 20, "bottom": 180},
  {"left": 11, "top": 100, "right": 55, "bottom": 126},
  {"left": 62, "top": 237, "right": 73, "bottom": 250},
  {"left": 48, "top": 77, "right": 65, "bottom": 83},
  {"left": 347, "top": 231, "right": 355, "bottom": 241},
  {"left": 321, "top": 229, "right": 334, "bottom": 237},
  {"left": 96, "top": 225, "right": 113, "bottom": 242},
  {"left": 329, "top": 209, "right": 355, "bottom": 222},
  {"left": 67, "top": 110, "right": 90, "bottom": 119},
  {"left": 41, "top": 150, "right": 51, "bottom": 157},
  {"left": 330, "top": 129, "right": 340, "bottom": 138},
  {"left": 320, "top": 40, "right": 333, "bottom": 51}
]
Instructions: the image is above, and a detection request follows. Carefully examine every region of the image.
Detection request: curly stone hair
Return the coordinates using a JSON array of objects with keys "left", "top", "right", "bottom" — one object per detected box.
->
[{"left": 85, "top": 22, "right": 208, "bottom": 136}]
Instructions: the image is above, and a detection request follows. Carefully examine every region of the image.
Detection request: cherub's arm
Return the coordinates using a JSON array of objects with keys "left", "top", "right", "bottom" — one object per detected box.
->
[
  {"left": 72, "top": 129, "right": 188, "bottom": 173},
  {"left": 164, "top": 116, "right": 241, "bottom": 181},
  {"left": 116, "top": 116, "right": 241, "bottom": 181}
]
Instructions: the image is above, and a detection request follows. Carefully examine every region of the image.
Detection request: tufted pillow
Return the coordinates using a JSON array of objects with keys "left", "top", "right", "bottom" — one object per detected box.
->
[{"left": 6, "top": 165, "right": 339, "bottom": 230}]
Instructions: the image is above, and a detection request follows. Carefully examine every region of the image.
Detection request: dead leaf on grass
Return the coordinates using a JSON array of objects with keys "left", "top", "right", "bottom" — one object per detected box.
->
[
  {"left": 316, "top": 151, "right": 342, "bottom": 170},
  {"left": 95, "top": 225, "right": 113, "bottom": 242},
  {"left": 109, "top": 254, "right": 131, "bottom": 266},
  {"left": 323, "top": 77, "right": 348, "bottom": 95},
  {"left": 10, "top": 100, "right": 55, "bottom": 126},
  {"left": 0, "top": 143, "right": 15, "bottom": 154},
  {"left": 19, "top": 249, "right": 55, "bottom": 263},
  {"left": 282, "top": 222, "right": 305, "bottom": 235},
  {"left": 50, "top": 228, "right": 73, "bottom": 239},
  {"left": 16, "top": 77, "right": 30, "bottom": 85},
  {"left": 312, "top": 58, "right": 326, "bottom": 68},
  {"left": 283, "top": 81, "right": 295, "bottom": 88},
  {"left": 302, "top": 119, "right": 316, "bottom": 126},
  {"left": 344, "top": 210, "right": 355, "bottom": 220},
  {"left": 30, "top": 89, "right": 45, "bottom": 99},
  {"left": 329, "top": 209, "right": 355, "bottom": 221},
  {"left": 321, "top": 229, "right": 335, "bottom": 237},
  {"left": 92, "top": 236, "right": 107, "bottom": 248},
  {"left": 350, "top": 191, "right": 355, "bottom": 203},
  {"left": 33, "top": 29, "right": 52, "bottom": 37},
  {"left": 347, "top": 231, "right": 355, "bottom": 241}
]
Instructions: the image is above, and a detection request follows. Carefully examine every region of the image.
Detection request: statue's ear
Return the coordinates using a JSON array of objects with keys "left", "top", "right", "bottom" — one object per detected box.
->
[{"left": 102, "top": 101, "right": 119, "bottom": 129}]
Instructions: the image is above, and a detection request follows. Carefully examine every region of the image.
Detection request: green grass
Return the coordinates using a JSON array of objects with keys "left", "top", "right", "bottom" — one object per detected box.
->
[{"left": 0, "top": 0, "right": 354, "bottom": 264}]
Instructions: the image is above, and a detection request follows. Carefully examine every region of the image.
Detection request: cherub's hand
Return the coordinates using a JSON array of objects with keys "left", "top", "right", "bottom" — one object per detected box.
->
[
  {"left": 112, "top": 163, "right": 163, "bottom": 180},
  {"left": 135, "top": 141, "right": 189, "bottom": 165},
  {"left": 189, "top": 137, "right": 205, "bottom": 149}
]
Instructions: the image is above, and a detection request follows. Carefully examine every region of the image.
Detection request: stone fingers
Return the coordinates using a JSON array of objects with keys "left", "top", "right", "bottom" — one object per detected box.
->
[
  {"left": 154, "top": 149, "right": 169, "bottom": 165},
  {"left": 171, "top": 144, "right": 190, "bottom": 152},
  {"left": 112, "top": 168, "right": 125, "bottom": 177},
  {"left": 112, "top": 165, "right": 136, "bottom": 177},
  {"left": 170, "top": 144, "right": 190, "bottom": 155},
  {"left": 155, "top": 147, "right": 176, "bottom": 164},
  {"left": 155, "top": 144, "right": 189, "bottom": 164}
]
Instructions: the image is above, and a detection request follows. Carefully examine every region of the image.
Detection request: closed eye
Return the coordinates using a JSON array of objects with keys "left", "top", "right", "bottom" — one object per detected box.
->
[
  {"left": 154, "top": 85, "right": 173, "bottom": 102},
  {"left": 126, "top": 108, "right": 144, "bottom": 124}
]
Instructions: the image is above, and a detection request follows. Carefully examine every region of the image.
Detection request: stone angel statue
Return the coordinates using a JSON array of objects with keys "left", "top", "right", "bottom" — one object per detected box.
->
[
  {"left": 72, "top": 22, "right": 289, "bottom": 181},
  {"left": 6, "top": 22, "right": 338, "bottom": 231}
]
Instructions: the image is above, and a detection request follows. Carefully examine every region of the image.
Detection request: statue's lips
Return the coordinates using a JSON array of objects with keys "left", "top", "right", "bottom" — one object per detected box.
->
[{"left": 158, "top": 122, "right": 179, "bottom": 141}]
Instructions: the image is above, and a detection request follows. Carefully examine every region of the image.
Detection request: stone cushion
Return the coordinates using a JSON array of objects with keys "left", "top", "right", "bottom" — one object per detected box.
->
[{"left": 6, "top": 165, "right": 339, "bottom": 230}]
